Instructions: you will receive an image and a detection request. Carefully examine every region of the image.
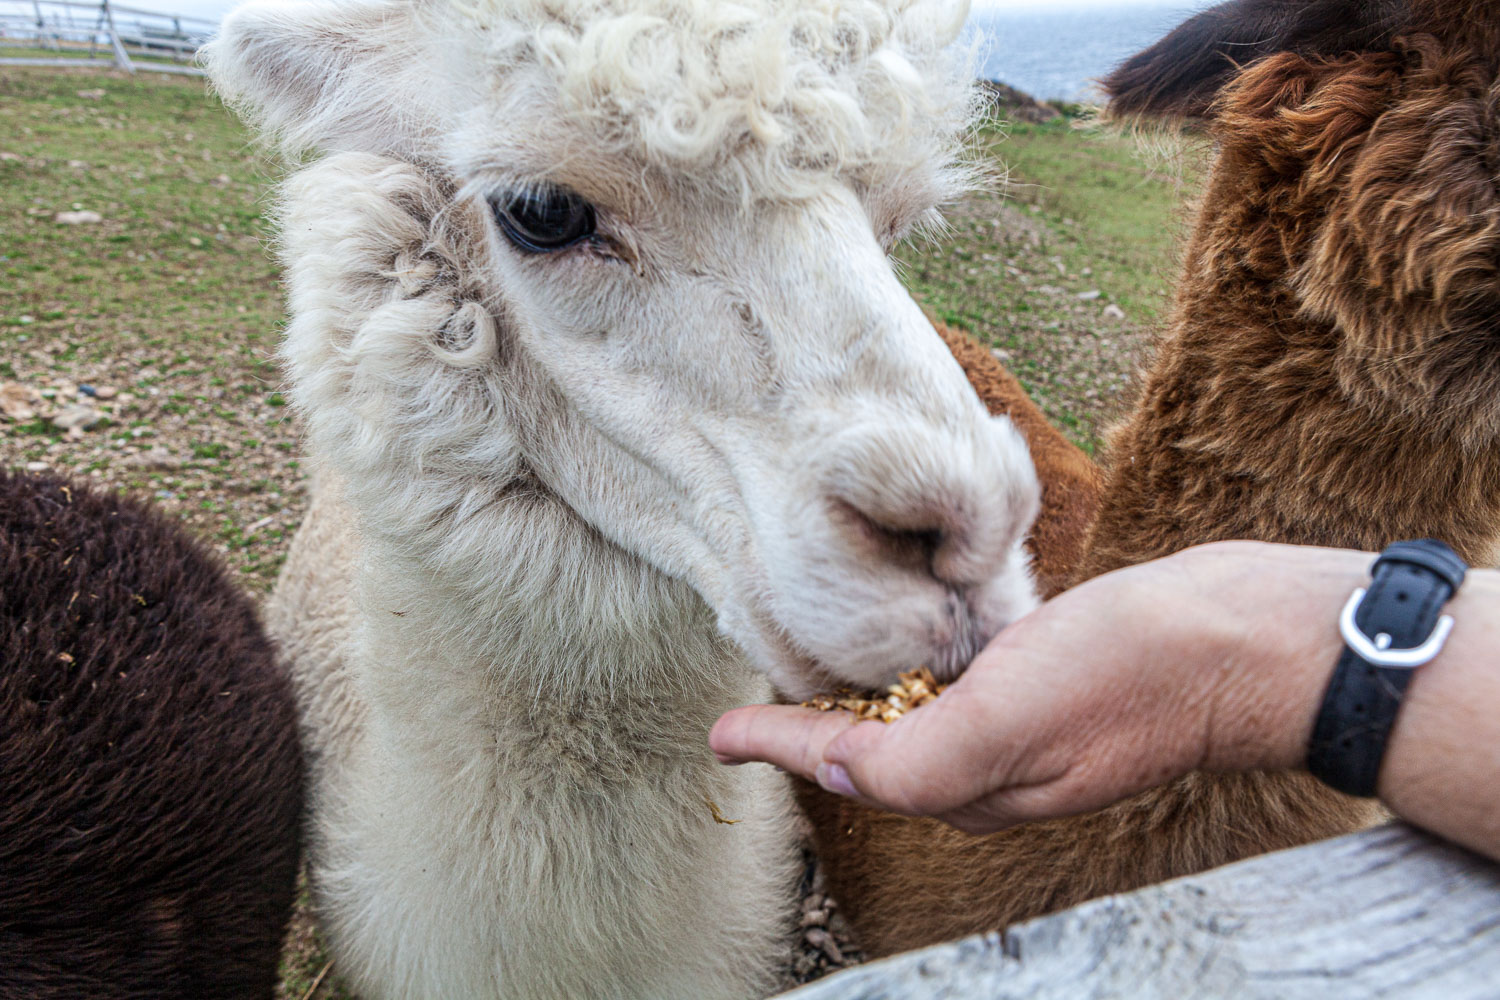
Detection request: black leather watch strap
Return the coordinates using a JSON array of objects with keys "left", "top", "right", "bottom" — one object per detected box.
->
[{"left": 1307, "top": 539, "right": 1466, "bottom": 797}]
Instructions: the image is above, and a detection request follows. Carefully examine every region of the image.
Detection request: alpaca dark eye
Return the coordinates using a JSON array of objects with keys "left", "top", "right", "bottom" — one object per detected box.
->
[{"left": 491, "top": 188, "right": 596, "bottom": 253}]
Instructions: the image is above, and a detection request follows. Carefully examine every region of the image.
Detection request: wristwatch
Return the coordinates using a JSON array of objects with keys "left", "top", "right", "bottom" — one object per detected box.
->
[{"left": 1306, "top": 539, "right": 1467, "bottom": 798}]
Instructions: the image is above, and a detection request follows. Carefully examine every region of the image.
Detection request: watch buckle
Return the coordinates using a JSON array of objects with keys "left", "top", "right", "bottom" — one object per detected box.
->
[{"left": 1338, "top": 588, "right": 1455, "bottom": 669}]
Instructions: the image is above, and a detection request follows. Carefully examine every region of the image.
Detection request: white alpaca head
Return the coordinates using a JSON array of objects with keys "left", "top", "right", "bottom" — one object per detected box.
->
[{"left": 204, "top": 0, "right": 1041, "bottom": 699}]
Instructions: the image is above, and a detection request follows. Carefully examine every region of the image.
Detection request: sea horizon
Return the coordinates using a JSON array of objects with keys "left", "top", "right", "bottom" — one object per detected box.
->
[{"left": 967, "top": 1, "right": 1199, "bottom": 102}]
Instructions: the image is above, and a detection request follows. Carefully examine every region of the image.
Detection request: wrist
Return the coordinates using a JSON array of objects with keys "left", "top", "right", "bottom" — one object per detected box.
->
[
  {"left": 1171, "top": 542, "right": 1369, "bottom": 774},
  {"left": 1306, "top": 540, "right": 1468, "bottom": 797},
  {"left": 1377, "top": 571, "right": 1500, "bottom": 856}
]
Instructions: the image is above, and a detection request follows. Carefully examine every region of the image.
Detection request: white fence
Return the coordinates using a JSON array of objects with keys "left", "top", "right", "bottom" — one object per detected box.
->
[{"left": 0, "top": 0, "right": 212, "bottom": 75}]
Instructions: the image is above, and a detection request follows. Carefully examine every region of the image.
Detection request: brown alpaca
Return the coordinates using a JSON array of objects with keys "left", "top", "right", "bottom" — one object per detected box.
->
[
  {"left": 929, "top": 321, "right": 1104, "bottom": 599},
  {"left": 0, "top": 471, "right": 303, "bottom": 1000},
  {"left": 1087, "top": 0, "right": 1500, "bottom": 572},
  {"left": 793, "top": 323, "right": 1108, "bottom": 953},
  {"left": 800, "top": 0, "right": 1500, "bottom": 957},
  {"left": 800, "top": 328, "right": 1365, "bottom": 955}
]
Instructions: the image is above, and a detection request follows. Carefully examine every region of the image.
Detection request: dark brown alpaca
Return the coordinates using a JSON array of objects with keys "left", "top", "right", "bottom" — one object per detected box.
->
[
  {"left": 0, "top": 470, "right": 303, "bottom": 1000},
  {"left": 800, "top": 0, "right": 1500, "bottom": 957}
]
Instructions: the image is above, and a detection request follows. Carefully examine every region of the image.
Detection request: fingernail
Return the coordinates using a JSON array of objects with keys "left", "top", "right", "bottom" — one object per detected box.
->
[
  {"left": 816, "top": 762, "right": 857, "bottom": 798},
  {"left": 714, "top": 753, "right": 747, "bottom": 766}
]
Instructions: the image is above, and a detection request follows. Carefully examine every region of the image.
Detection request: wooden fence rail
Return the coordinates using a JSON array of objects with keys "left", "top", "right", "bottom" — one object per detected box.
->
[{"left": 778, "top": 822, "right": 1500, "bottom": 999}]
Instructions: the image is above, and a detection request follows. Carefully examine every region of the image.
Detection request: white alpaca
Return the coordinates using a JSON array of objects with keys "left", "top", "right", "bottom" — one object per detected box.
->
[{"left": 204, "top": 1, "right": 1041, "bottom": 997}]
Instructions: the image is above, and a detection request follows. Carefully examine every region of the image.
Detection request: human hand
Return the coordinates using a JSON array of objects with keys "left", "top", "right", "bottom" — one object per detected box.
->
[{"left": 710, "top": 542, "right": 1363, "bottom": 834}]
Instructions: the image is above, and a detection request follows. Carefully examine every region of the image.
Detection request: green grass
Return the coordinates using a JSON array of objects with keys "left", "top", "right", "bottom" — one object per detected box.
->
[
  {"left": 0, "top": 66, "right": 296, "bottom": 587},
  {"left": 0, "top": 68, "right": 282, "bottom": 354},
  {"left": 1, "top": 42, "right": 200, "bottom": 68},
  {"left": 997, "top": 118, "right": 1202, "bottom": 317},
  {"left": 893, "top": 115, "right": 1209, "bottom": 451}
]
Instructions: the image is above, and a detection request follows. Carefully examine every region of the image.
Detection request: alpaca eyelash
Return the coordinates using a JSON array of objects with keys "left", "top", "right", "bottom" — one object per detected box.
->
[{"left": 489, "top": 188, "right": 599, "bottom": 254}]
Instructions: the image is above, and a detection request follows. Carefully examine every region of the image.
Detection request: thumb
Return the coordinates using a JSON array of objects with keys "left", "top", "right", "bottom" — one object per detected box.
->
[{"left": 819, "top": 686, "right": 1020, "bottom": 816}]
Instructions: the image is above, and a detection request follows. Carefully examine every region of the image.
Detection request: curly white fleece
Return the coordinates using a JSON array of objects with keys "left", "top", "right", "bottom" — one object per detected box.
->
[
  {"left": 206, "top": 0, "right": 981, "bottom": 203},
  {"left": 467, "top": 0, "right": 979, "bottom": 198}
]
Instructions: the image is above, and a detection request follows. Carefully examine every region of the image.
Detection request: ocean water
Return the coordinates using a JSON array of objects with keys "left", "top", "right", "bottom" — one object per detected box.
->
[{"left": 965, "top": 3, "right": 1202, "bottom": 102}]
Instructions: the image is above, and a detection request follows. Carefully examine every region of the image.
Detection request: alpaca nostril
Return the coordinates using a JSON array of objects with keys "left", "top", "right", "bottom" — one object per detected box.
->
[{"left": 831, "top": 498, "right": 948, "bottom": 577}]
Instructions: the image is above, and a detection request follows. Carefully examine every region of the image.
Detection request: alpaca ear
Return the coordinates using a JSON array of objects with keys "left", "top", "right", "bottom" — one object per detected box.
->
[
  {"left": 1102, "top": 0, "right": 1408, "bottom": 119},
  {"left": 202, "top": 0, "right": 444, "bottom": 156}
]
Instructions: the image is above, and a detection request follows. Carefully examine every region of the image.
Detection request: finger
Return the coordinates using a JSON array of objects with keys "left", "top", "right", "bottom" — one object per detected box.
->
[
  {"left": 709, "top": 704, "right": 864, "bottom": 779},
  {"left": 819, "top": 689, "right": 1023, "bottom": 816}
]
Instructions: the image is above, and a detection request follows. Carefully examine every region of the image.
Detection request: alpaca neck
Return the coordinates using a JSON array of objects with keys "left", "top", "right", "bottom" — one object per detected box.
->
[{"left": 305, "top": 479, "right": 794, "bottom": 1000}]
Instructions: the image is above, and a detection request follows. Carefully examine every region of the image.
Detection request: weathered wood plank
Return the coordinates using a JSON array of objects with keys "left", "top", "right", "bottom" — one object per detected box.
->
[{"left": 778, "top": 822, "right": 1500, "bottom": 999}]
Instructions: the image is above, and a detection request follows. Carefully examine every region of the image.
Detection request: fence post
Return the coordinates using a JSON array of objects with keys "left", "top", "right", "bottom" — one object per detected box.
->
[
  {"left": 99, "top": 0, "right": 134, "bottom": 73},
  {"left": 31, "top": 0, "right": 59, "bottom": 50}
]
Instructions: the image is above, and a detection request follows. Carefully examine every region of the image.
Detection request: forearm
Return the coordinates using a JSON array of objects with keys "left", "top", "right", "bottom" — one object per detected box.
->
[{"left": 1189, "top": 542, "right": 1500, "bottom": 860}]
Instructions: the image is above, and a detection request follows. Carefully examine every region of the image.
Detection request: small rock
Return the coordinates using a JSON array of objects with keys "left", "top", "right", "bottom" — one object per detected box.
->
[
  {"left": 94, "top": 385, "right": 118, "bottom": 400},
  {"left": 25, "top": 461, "right": 48, "bottom": 472},
  {"left": 79, "top": 383, "right": 97, "bottom": 397},
  {"left": 76, "top": 88, "right": 106, "bottom": 100},
  {"left": 0, "top": 152, "right": 21, "bottom": 162},
  {"left": 1035, "top": 284, "right": 1064, "bottom": 296},
  {"left": 137, "top": 367, "right": 161, "bottom": 381},
  {"left": 1076, "top": 289, "right": 1103, "bottom": 301},
  {"left": 189, "top": 236, "right": 204, "bottom": 247},
  {"left": 1102, "top": 303, "right": 1127, "bottom": 321},
  {"left": 0, "top": 382, "right": 41, "bottom": 420},
  {"left": 125, "top": 446, "right": 183, "bottom": 470},
  {"left": 51, "top": 404, "right": 101, "bottom": 431},
  {"left": 67, "top": 160, "right": 89, "bottom": 170},
  {"left": 991, "top": 347, "right": 1012, "bottom": 362},
  {"left": 55, "top": 210, "right": 103, "bottom": 225},
  {"left": 244, "top": 515, "right": 276, "bottom": 537},
  {"left": 804, "top": 927, "right": 845, "bottom": 965}
]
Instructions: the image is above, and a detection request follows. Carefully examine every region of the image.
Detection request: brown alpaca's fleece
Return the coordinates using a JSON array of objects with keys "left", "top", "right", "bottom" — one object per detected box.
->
[
  {"left": 800, "top": 9, "right": 1500, "bottom": 955},
  {"left": 928, "top": 320, "right": 1104, "bottom": 600},
  {"left": 0, "top": 471, "right": 303, "bottom": 1000}
]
